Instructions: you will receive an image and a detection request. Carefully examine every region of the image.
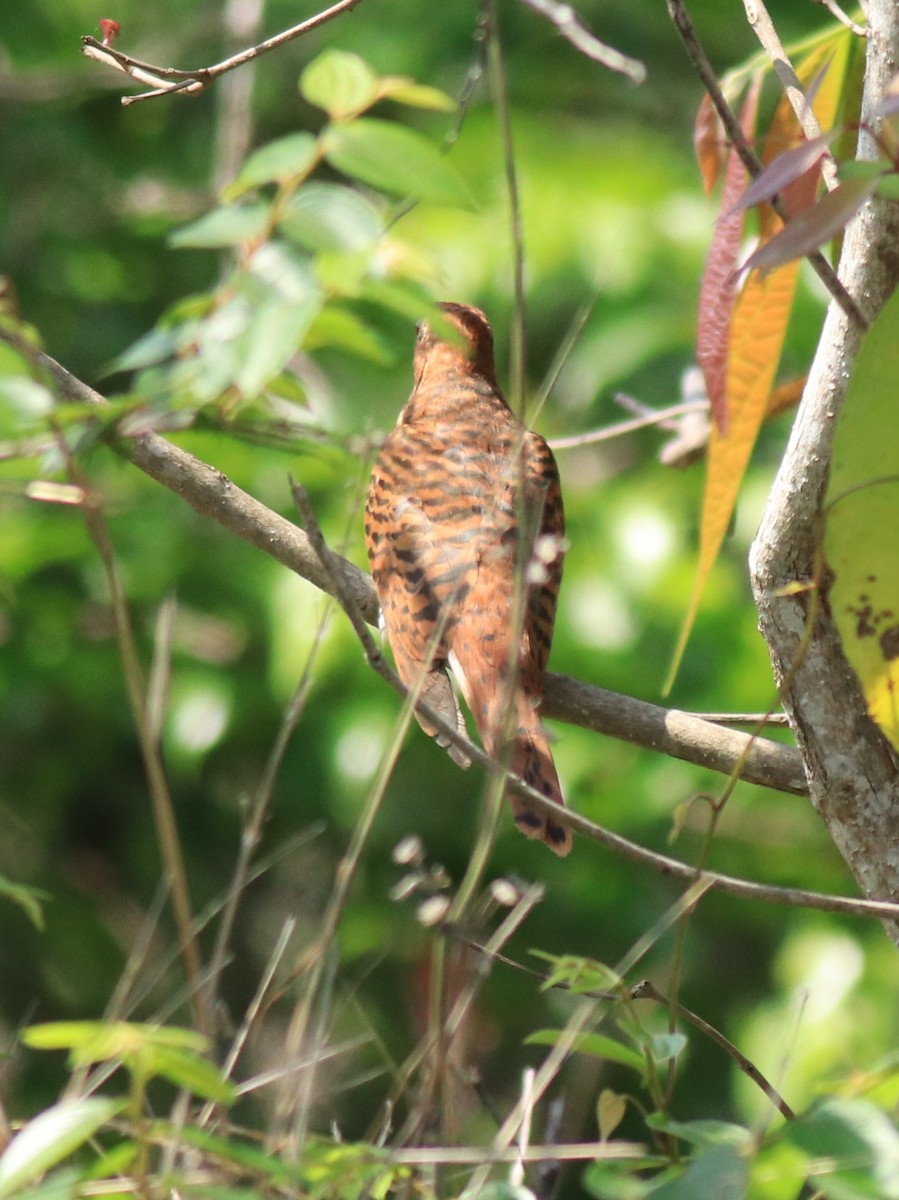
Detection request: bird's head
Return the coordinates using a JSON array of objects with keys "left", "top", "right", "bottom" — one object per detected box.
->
[{"left": 413, "top": 302, "right": 498, "bottom": 386}]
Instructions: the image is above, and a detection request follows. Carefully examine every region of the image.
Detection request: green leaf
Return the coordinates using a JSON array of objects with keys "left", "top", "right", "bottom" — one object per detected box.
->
[
  {"left": 473, "top": 1187, "right": 538, "bottom": 1200},
  {"left": 173, "top": 1126, "right": 296, "bottom": 1182},
  {"left": 648, "top": 1032, "right": 688, "bottom": 1063},
  {"left": 110, "top": 324, "right": 186, "bottom": 373},
  {"left": 530, "top": 950, "right": 623, "bottom": 994},
  {"left": 584, "top": 1161, "right": 658, "bottom": 1199},
  {"left": 149, "top": 1046, "right": 238, "bottom": 1103},
  {"left": 375, "top": 77, "right": 456, "bottom": 111},
  {"left": 279, "top": 183, "right": 383, "bottom": 253},
  {"left": 23, "top": 1021, "right": 209, "bottom": 1063},
  {"left": 646, "top": 1115, "right": 753, "bottom": 1149},
  {"left": 301, "top": 50, "right": 380, "bottom": 120},
  {"left": 234, "top": 294, "right": 323, "bottom": 397},
  {"left": 0, "top": 1168, "right": 81, "bottom": 1200},
  {"left": 305, "top": 307, "right": 393, "bottom": 362},
  {"left": 526, "top": 1030, "right": 645, "bottom": 1071},
  {"left": 650, "top": 1144, "right": 748, "bottom": 1200},
  {"left": 223, "top": 133, "right": 319, "bottom": 200},
  {"left": 875, "top": 174, "right": 899, "bottom": 200},
  {"left": 323, "top": 119, "right": 472, "bottom": 207},
  {"left": 0, "top": 876, "right": 49, "bottom": 929},
  {"left": 824, "top": 287, "right": 899, "bottom": 752},
  {"left": 0, "top": 1099, "right": 122, "bottom": 1200},
  {"left": 169, "top": 203, "right": 270, "bottom": 249},
  {"left": 786, "top": 1100, "right": 899, "bottom": 1199}
]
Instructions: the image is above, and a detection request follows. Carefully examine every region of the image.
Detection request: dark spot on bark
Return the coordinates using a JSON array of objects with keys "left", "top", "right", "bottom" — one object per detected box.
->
[{"left": 880, "top": 625, "right": 899, "bottom": 661}]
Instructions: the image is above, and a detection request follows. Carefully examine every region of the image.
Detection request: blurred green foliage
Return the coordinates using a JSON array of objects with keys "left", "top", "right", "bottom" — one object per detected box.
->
[{"left": 0, "top": 0, "right": 896, "bottom": 1193}]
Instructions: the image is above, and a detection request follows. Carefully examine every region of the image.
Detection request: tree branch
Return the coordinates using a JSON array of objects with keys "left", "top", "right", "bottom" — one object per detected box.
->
[
  {"left": 516, "top": 0, "right": 646, "bottom": 84},
  {"left": 80, "top": 0, "right": 367, "bottom": 105},
  {"left": 749, "top": 0, "right": 899, "bottom": 921},
  {"left": 19, "top": 339, "right": 808, "bottom": 803},
  {"left": 9, "top": 338, "right": 899, "bottom": 923}
]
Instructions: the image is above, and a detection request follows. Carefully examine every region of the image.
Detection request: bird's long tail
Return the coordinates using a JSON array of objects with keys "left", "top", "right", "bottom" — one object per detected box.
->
[{"left": 507, "top": 704, "right": 572, "bottom": 857}]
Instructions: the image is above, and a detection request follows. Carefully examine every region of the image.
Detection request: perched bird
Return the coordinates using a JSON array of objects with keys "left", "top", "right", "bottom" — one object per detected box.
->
[{"left": 365, "top": 302, "right": 571, "bottom": 855}]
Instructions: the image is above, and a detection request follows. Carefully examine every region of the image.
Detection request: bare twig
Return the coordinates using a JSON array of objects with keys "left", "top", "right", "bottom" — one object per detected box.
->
[
  {"left": 484, "top": 0, "right": 527, "bottom": 413},
  {"left": 461, "top": 882, "right": 710, "bottom": 1198},
  {"left": 458, "top": 932, "right": 794, "bottom": 1120},
  {"left": 549, "top": 400, "right": 709, "bottom": 450},
  {"left": 81, "top": 0, "right": 366, "bottom": 105},
  {"left": 517, "top": 0, "right": 646, "bottom": 83},
  {"left": 665, "top": 0, "right": 866, "bottom": 331},
  {"left": 18, "top": 339, "right": 899, "bottom": 921},
  {"left": 815, "top": 0, "right": 868, "bottom": 37},
  {"left": 0, "top": 330, "right": 806, "bottom": 800},
  {"left": 742, "top": 0, "right": 838, "bottom": 189},
  {"left": 630, "top": 979, "right": 794, "bottom": 1120},
  {"left": 52, "top": 431, "right": 211, "bottom": 1037},
  {"left": 390, "top": 1142, "right": 646, "bottom": 1164}
]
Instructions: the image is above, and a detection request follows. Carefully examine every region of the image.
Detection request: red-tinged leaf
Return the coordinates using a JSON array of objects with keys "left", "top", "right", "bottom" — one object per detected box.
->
[
  {"left": 731, "top": 133, "right": 836, "bottom": 216},
  {"left": 697, "top": 75, "right": 761, "bottom": 433},
  {"left": 741, "top": 175, "right": 880, "bottom": 275},
  {"left": 665, "top": 36, "right": 851, "bottom": 691},
  {"left": 694, "top": 92, "right": 725, "bottom": 195}
]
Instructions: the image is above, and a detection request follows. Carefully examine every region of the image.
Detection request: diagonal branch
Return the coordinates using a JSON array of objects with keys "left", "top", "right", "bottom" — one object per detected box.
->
[
  {"left": 10, "top": 338, "right": 899, "bottom": 923},
  {"left": 13, "top": 334, "right": 807, "bottom": 802},
  {"left": 81, "top": 0, "right": 367, "bottom": 105},
  {"left": 516, "top": 0, "right": 646, "bottom": 83}
]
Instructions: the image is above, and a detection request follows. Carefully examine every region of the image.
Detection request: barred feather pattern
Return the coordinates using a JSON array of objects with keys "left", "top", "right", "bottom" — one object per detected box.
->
[{"left": 364, "top": 303, "right": 571, "bottom": 856}]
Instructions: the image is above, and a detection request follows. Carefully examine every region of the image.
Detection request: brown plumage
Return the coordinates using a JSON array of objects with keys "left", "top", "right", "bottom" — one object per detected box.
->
[{"left": 365, "top": 302, "right": 571, "bottom": 855}]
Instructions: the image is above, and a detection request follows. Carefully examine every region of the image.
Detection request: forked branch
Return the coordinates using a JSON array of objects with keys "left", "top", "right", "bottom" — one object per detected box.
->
[{"left": 81, "top": 0, "right": 366, "bottom": 104}]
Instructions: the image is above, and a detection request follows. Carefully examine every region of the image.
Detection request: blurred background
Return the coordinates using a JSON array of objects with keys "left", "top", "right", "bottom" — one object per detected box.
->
[{"left": 1, "top": 0, "right": 894, "bottom": 1164}]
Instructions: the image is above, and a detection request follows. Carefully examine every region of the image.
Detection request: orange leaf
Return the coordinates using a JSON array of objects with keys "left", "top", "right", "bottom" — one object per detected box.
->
[
  {"left": 694, "top": 92, "right": 725, "bottom": 195},
  {"left": 665, "top": 262, "right": 799, "bottom": 694},
  {"left": 666, "top": 34, "right": 851, "bottom": 692}
]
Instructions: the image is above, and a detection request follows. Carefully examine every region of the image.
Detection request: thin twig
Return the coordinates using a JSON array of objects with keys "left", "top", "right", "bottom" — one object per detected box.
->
[
  {"left": 742, "top": 0, "right": 838, "bottom": 189},
  {"left": 20, "top": 340, "right": 899, "bottom": 920},
  {"left": 203, "top": 606, "right": 332, "bottom": 1022},
  {"left": 665, "top": 0, "right": 867, "bottom": 331},
  {"left": 517, "top": 0, "right": 646, "bottom": 83},
  {"left": 461, "top": 881, "right": 710, "bottom": 1198},
  {"left": 485, "top": 0, "right": 527, "bottom": 414},
  {"left": 530, "top": 293, "right": 599, "bottom": 421},
  {"left": 81, "top": 0, "right": 367, "bottom": 105},
  {"left": 392, "top": 1142, "right": 646, "bottom": 1164},
  {"left": 630, "top": 979, "right": 795, "bottom": 1120},
  {"left": 549, "top": 401, "right": 709, "bottom": 449},
  {"left": 52, "top": 428, "right": 211, "bottom": 1037},
  {"left": 7, "top": 334, "right": 806, "bottom": 797},
  {"left": 456, "top": 933, "right": 794, "bottom": 1121},
  {"left": 815, "top": 0, "right": 868, "bottom": 37}
]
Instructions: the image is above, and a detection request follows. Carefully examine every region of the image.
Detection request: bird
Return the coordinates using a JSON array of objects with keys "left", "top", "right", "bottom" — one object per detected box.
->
[{"left": 365, "top": 302, "right": 572, "bottom": 855}]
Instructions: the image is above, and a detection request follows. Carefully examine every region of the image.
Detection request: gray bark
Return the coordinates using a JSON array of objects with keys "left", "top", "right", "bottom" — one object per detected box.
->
[{"left": 749, "top": 0, "right": 899, "bottom": 921}]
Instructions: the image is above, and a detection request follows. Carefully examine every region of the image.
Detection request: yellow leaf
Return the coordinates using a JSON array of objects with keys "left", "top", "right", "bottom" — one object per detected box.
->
[
  {"left": 825, "top": 289, "right": 899, "bottom": 751},
  {"left": 597, "top": 1089, "right": 627, "bottom": 1141},
  {"left": 665, "top": 33, "right": 851, "bottom": 692}
]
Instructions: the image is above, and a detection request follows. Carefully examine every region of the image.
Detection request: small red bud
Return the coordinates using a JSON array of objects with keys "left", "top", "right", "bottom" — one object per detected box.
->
[{"left": 98, "top": 18, "right": 121, "bottom": 47}]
